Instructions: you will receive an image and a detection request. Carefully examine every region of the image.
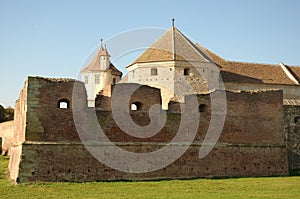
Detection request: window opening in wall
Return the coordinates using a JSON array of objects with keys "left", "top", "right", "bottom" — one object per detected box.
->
[
  {"left": 112, "top": 78, "right": 116, "bottom": 84},
  {"left": 184, "top": 68, "right": 190, "bottom": 76},
  {"left": 151, "top": 68, "right": 157, "bottom": 76},
  {"left": 84, "top": 75, "right": 89, "bottom": 84},
  {"left": 131, "top": 102, "right": 143, "bottom": 111},
  {"left": 199, "top": 104, "right": 207, "bottom": 112},
  {"left": 58, "top": 99, "right": 69, "bottom": 109},
  {"left": 95, "top": 75, "right": 100, "bottom": 84}
]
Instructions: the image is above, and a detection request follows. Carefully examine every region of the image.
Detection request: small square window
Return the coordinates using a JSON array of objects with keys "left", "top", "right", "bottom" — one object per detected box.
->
[
  {"left": 95, "top": 75, "right": 100, "bottom": 84},
  {"left": 151, "top": 68, "right": 157, "bottom": 76},
  {"left": 184, "top": 68, "right": 190, "bottom": 76}
]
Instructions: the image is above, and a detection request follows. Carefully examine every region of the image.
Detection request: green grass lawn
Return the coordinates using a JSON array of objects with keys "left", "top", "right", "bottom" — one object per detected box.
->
[{"left": 0, "top": 156, "right": 299, "bottom": 199}]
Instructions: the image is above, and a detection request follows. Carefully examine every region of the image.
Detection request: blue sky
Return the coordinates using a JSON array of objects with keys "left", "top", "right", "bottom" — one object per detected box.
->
[{"left": 0, "top": 0, "right": 300, "bottom": 107}]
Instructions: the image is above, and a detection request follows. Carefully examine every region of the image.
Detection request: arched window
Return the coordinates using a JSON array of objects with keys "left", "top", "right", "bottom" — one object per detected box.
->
[
  {"left": 184, "top": 68, "right": 190, "bottom": 76},
  {"left": 151, "top": 68, "right": 157, "bottom": 76},
  {"left": 198, "top": 104, "right": 207, "bottom": 112},
  {"left": 131, "top": 102, "right": 143, "bottom": 111},
  {"left": 58, "top": 99, "right": 70, "bottom": 109}
]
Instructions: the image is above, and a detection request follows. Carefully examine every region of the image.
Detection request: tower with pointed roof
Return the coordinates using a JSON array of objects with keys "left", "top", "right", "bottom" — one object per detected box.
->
[
  {"left": 126, "top": 21, "right": 220, "bottom": 109},
  {"left": 81, "top": 41, "right": 122, "bottom": 107}
]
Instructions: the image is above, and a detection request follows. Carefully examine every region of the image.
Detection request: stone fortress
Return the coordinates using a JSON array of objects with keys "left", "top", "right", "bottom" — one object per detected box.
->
[{"left": 0, "top": 23, "right": 300, "bottom": 183}]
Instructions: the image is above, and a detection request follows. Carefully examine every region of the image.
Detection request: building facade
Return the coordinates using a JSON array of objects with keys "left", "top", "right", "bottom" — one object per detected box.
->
[{"left": 80, "top": 42, "right": 122, "bottom": 107}]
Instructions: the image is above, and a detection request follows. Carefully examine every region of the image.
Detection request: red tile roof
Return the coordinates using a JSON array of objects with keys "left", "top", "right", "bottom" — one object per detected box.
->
[
  {"left": 127, "top": 26, "right": 300, "bottom": 86},
  {"left": 127, "top": 26, "right": 212, "bottom": 67},
  {"left": 203, "top": 47, "right": 298, "bottom": 85},
  {"left": 81, "top": 47, "right": 122, "bottom": 76}
]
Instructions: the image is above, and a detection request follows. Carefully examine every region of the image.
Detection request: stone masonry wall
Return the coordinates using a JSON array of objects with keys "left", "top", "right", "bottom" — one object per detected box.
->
[
  {"left": 284, "top": 105, "right": 300, "bottom": 171},
  {"left": 9, "top": 80, "right": 28, "bottom": 181},
  {"left": 96, "top": 83, "right": 162, "bottom": 112},
  {"left": 0, "top": 121, "right": 14, "bottom": 155},
  {"left": 10, "top": 77, "right": 288, "bottom": 183}
]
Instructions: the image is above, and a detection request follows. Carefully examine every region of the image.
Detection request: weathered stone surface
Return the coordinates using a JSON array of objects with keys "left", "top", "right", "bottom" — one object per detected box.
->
[
  {"left": 7, "top": 76, "right": 291, "bottom": 183},
  {"left": 0, "top": 121, "right": 14, "bottom": 155},
  {"left": 284, "top": 105, "right": 300, "bottom": 170}
]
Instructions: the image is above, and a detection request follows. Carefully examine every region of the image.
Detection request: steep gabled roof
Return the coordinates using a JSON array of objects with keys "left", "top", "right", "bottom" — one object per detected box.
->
[
  {"left": 127, "top": 26, "right": 213, "bottom": 67},
  {"left": 220, "top": 61, "right": 295, "bottom": 85},
  {"left": 81, "top": 47, "right": 122, "bottom": 76},
  {"left": 287, "top": 66, "right": 300, "bottom": 82},
  {"left": 81, "top": 47, "right": 110, "bottom": 72},
  {"left": 109, "top": 63, "right": 123, "bottom": 76},
  {"left": 198, "top": 44, "right": 298, "bottom": 85},
  {"left": 126, "top": 25, "right": 300, "bottom": 85}
]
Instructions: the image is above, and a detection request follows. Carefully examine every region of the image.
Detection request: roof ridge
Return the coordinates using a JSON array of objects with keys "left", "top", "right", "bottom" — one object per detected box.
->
[
  {"left": 280, "top": 62, "right": 299, "bottom": 85},
  {"left": 174, "top": 28, "right": 211, "bottom": 62},
  {"left": 227, "top": 60, "right": 281, "bottom": 66}
]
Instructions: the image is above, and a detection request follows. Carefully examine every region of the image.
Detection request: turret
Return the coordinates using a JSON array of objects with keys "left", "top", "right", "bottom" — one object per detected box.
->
[{"left": 80, "top": 39, "right": 122, "bottom": 107}]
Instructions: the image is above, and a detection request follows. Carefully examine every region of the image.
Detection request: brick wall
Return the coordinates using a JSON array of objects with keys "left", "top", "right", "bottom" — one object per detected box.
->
[
  {"left": 18, "top": 143, "right": 287, "bottom": 182},
  {"left": 96, "top": 83, "right": 162, "bottom": 112},
  {"left": 10, "top": 77, "right": 289, "bottom": 183},
  {"left": 9, "top": 80, "right": 28, "bottom": 180},
  {"left": 0, "top": 120, "right": 14, "bottom": 155}
]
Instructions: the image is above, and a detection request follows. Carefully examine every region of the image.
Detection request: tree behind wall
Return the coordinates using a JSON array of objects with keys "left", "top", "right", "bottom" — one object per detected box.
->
[
  {"left": 0, "top": 105, "right": 5, "bottom": 123},
  {"left": 0, "top": 105, "right": 14, "bottom": 123},
  {"left": 4, "top": 106, "right": 14, "bottom": 121}
]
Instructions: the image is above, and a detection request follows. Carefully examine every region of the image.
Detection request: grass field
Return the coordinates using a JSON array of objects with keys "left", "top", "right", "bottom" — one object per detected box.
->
[{"left": 0, "top": 156, "right": 299, "bottom": 198}]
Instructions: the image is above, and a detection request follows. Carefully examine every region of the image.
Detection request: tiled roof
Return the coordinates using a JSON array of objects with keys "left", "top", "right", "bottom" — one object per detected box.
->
[
  {"left": 287, "top": 66, "right": 300, "bottom": 82},
  {"left": 127, "top": 26, "right": 300, "bottom": 86},
  {"left": 221, "top": 61, "right": 295, "bottom": 85},
  {"left": 284, "top": 99, "right": 300, "bottom": 106},
  {"left": 109, "top": 63, "right": 122, "bottom": 76},
  {"left": 127, "top": 26, "right": 213, "bottom": 67},
  {"left": 202, "top": 46, "right": 298, "bottom": 85},
  {"left": 81, "top": 47, "right": 122, "bottom": 76}
]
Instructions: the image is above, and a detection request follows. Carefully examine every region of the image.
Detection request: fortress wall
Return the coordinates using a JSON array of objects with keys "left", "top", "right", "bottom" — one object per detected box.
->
[
  {"left": 9, "top": 80, "right": 28, "bottom": 180},
  {"left": 167, "top": 90, "right": 283, "bottom": 144},
  {"left": 284, "top": 105, "right": 300, "bottom": 171},
  {"left": 17, "top": 143, "right": 287, "bottom": 182},
  {"left": 220, "top": 90, "right": 284, "bottom": 144},
  {"left": 225, "top": 82, "right": 300, "bottom": 100},
  {"left": 0, "top": 121, "right": 14, "bottom": 155},
  {"left": 24, "top": 77, "right": 87, "bottom": 142},
  {"left": 9, "top": 77, "right": 87, "bottom": 181},
  {"left": 96, "top": 83, "right": 162, "bottom": 111},
  {"left": 12, "top": 77, "right": 288, "bottom": 182}
]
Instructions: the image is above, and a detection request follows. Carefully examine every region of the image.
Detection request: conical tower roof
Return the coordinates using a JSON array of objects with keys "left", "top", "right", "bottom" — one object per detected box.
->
[{"left": 127, "top": 25, "right": 213, "bottom": 67}]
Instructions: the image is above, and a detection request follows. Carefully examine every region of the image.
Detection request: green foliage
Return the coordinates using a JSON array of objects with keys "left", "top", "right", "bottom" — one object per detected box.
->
[
  {"left": 4, "top": 107, "right": 14, "bottom": 121},
  {"left": 0, "top": 156, "right": 300, "bottom": 198},
  {"left": 0, "top": 105, "right": 5, "bottom": 123},
  {"left": 0, "top": 105, "right": 14, "bottom": 123}
]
